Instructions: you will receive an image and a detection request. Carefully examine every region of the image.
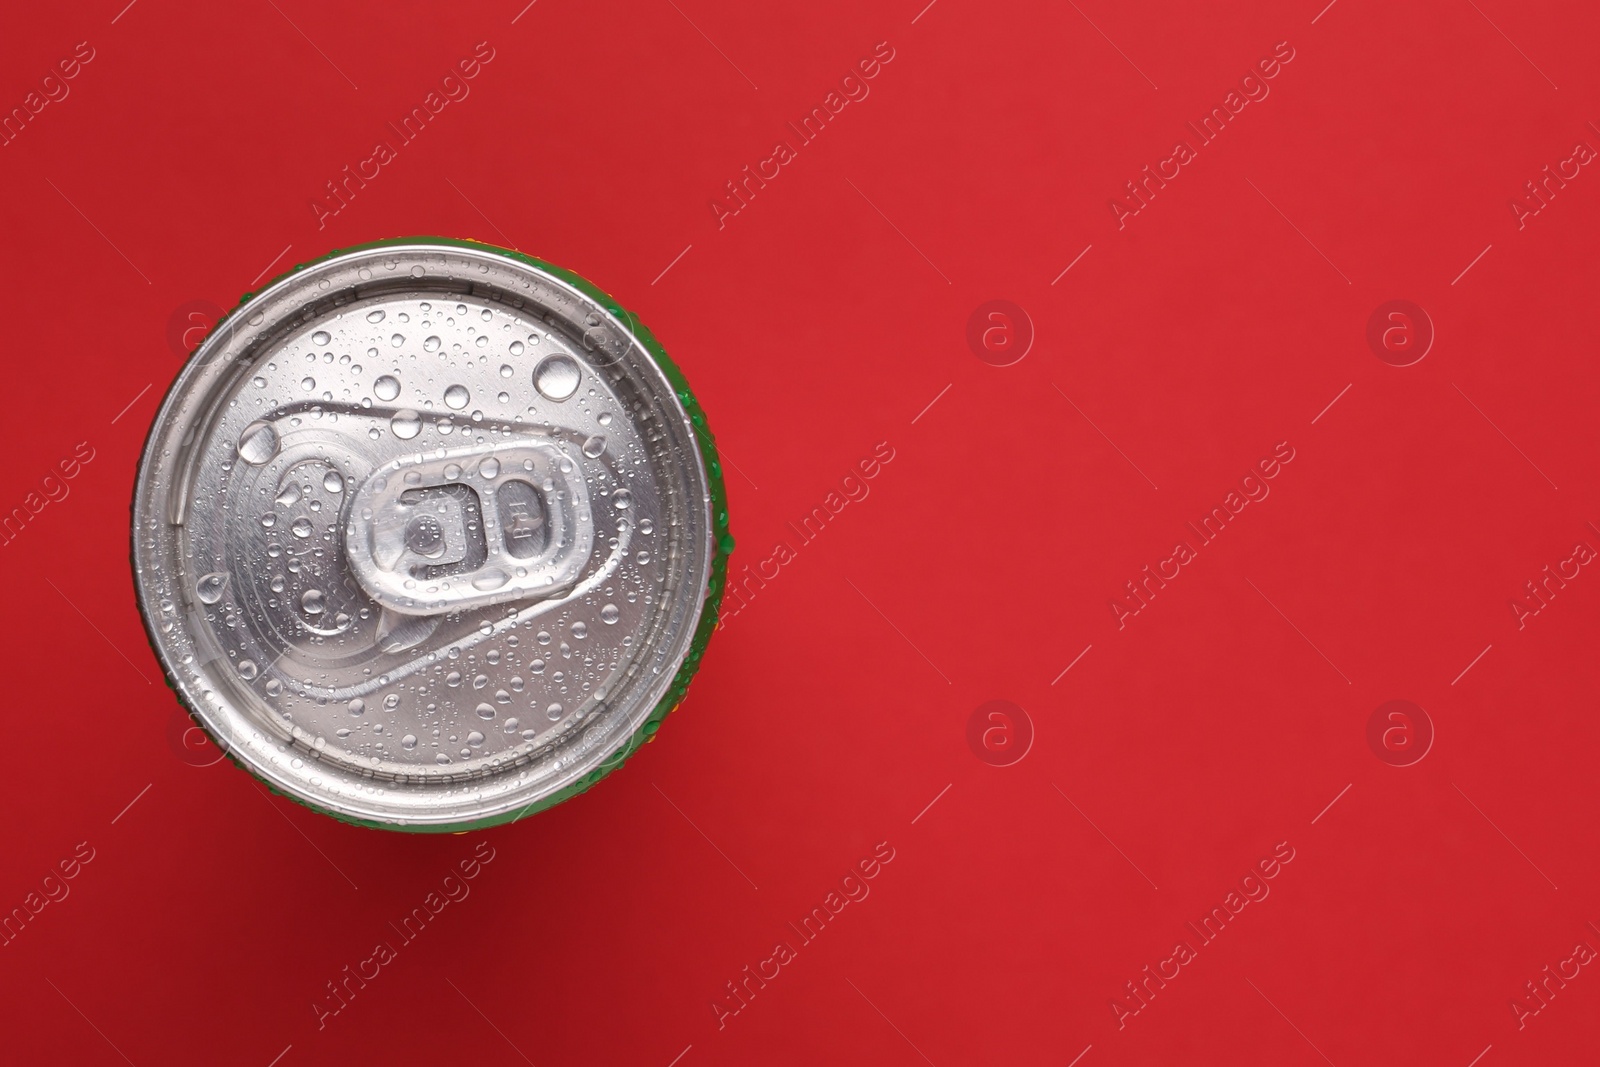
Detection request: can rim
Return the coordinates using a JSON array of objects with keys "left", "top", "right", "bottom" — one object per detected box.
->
[{"left": 131, "top": 236, "right": 733, "bottom": 832}]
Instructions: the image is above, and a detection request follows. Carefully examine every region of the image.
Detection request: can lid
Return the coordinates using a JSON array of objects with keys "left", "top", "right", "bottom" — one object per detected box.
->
[{"left": 133, "top": 240, "right": 725, "bottom": 830}]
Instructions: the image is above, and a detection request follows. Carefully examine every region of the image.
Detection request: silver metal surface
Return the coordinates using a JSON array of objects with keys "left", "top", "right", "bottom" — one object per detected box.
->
[{"left": 133, "top": 243, "right": 713, "bottom": 828}]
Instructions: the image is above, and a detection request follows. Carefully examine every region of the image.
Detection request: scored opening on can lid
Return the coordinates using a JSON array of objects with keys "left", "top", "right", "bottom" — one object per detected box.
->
[{"left": 132, "top": 240, "right": 726, "bottom": 831}]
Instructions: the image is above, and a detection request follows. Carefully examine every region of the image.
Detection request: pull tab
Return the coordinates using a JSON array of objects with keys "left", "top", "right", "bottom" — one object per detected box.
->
[{"left": 345, "top": 442, "right": 593, "bottom": 615}]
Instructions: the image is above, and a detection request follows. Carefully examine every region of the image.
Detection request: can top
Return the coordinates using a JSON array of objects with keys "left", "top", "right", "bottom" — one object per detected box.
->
[{"left": 133, "top": 241, "right": 719, "bottom": 829}]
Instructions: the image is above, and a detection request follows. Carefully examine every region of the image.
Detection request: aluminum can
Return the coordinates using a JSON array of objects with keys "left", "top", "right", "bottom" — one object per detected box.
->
[{"left": 133, "top": 239, "right": 730, "bottom": 830}]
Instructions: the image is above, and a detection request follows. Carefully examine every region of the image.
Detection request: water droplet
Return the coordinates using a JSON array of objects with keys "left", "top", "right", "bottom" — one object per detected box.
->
[
  {"left": 366, "top": 310, "right": 385, "bottom": 323},
  {"left": 546, "top": 703, "right": 564, "bottom": 720},
  {"left": 612, "top": 489, "right": 633, "bottom": 509},
  {"left": 479, "top": 457, "right": 500, "bottom": 478},
  {"left": 504, "top": 717, "right": 520, "bottom": 732},
  {"left": 598, "top": 412, "right": 613, "bottom": 426},
  {"left": 348, "top": 698, "right": 365, "bottom": 716},
  {"left": 237, "top": 421, "right": 279, "bottom": 464},
  {"left": 301, "top": 376, "right": 316, "bottom": 392},
  {"left": 291, "top": 517, "right": 314, "bottom": 539},
  {"left": 600, "top": 604, "right": 620, "bottom": 625},
  {"left": 636, "top": 551, "right": 650, "bottom": 565},
  {"left": 384, "top": 693, "right": 401, "bottom": 709},
  {"left": 446, "top": 671, "right": 462, "bottom": 687},
  {"left": 443, "top": 463, "right": 462, "bottom": 480},
  {"left": 467, "top": 731, "right": 486, "bottom": 747},
  {"left": 639, "top": 519, "right": 654, "bottom": 534},
  {"left": 571, "top": 621, "right": 588, "bottom": 638},
  {"left": 476, "top": 703, "right": 496, "bottom": 719},
  {"left": 499, "top": 364, "right": 513, "bottom": 378},
  {"left": 510, "top": 341, "right": 525, "bottom": 356},
  {"left": 197, "top": 572, "right": 228, "bottom": 603},
  {"left": 582, "top": 435, "right": 606, "bottom": 458},
  {"left": 374, "top": 375, "right": 401, "bottom": 401},
  {"left": 402, "top": 733, "right": 418, "bottom": 749},
  {"left": 424, "top": 336, "right": 442, "bottom": 352},
  {"left": 391, "top": 409, "right": 422, "bottom": 439},
  {"left": 265, "top": 678, "right": 283, "bottom": 697},
  {"left": 312, "top": 330, "right": 331, "bottom": 345},
  {"left": 530, "top": 659, "right": 546, "bottom": 674},
  {"left": 237, "top": 659, "right": 259, "bottom": 679},
  {"left": 444, "top": 384, "right": 470, "bottom": 409},
  {"left": 435, "top": 752, "right": 451, "bottom": 764},
  {"left": 391, "top": 333, "right": 405, "bottom": 347},
  {"left": 473, "top": 674, "right": 489, "bottom": 689},
  {"left": 323, "top": 470, "right": 344, "bottom": 493},
  {"left": 276, "top": 483, "right": 302, "bottom": 506},
  {"left": 534, "top": 355, "right": 581, "bottom": 400},
  {"left": 301, "top": 589, "right": 325, "bottom": 614},
  {"left": 252, "top": 376, "right": 267, "bottom": 388},
  {"left": 260, "top": 513, "right": 277, "bottom": 529},
  {"left": 269, "top": 575, "right": 286, "bottom": 593}
]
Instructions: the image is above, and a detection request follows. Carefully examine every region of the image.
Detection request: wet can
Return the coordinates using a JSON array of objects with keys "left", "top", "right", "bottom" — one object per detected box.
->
[{"left": 133, "top": 239, "right": 730, "bottom": 831}]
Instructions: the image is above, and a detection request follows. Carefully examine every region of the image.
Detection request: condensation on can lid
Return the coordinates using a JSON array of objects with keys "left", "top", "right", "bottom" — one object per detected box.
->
[{"left": 131, "top": 241, "right": 721, "bottom": 830}]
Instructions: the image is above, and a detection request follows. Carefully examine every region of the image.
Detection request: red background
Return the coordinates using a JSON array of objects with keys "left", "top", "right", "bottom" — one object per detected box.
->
[{"left": 2, "top": 1, "right": 1598, "bottom": 1064}]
